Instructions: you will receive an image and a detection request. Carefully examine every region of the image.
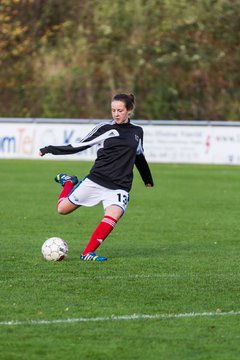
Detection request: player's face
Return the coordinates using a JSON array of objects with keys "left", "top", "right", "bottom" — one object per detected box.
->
[{"left": 111, "top": 100, "right": 129, "bottom": 124}]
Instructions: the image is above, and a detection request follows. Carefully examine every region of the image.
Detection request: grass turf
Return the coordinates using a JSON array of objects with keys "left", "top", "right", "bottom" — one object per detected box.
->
[{"left": 0, "top": 159, "right": 240, "bottom": 359}]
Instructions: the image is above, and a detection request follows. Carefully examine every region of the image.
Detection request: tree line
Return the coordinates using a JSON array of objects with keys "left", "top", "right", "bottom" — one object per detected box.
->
[{"left": 0, "top": 0, "right": 239, "bottom": 120}]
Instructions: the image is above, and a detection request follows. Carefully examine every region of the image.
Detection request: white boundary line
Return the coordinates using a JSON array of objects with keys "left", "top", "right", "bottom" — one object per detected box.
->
[
  {"left": 1, "top": 310, "right": 240, "bottom": 326},
  {"left": 1, "top": 272, "right": 236, "bottom": 284}
]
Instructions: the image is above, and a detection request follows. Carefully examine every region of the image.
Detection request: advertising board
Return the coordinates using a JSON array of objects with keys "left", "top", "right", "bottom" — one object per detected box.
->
[{"left": 1, "top": 120, "right": 240, "bottom": 164}]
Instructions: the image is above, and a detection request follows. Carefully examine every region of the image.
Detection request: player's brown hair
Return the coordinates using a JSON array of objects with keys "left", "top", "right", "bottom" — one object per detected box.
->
[{"left": 112, "top": 93, "right": 135, "bottom": 111}]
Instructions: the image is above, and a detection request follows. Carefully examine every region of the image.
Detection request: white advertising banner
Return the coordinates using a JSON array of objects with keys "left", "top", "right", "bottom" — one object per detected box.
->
[
  {"left": 143, "top": 125, "right": 240, "bottom": 164},
  {"left": 1, "top": 120, "right": 240, "bottom": 164},
  {"left": 0, "top": 123, "right": 98, "bottom": 160}
]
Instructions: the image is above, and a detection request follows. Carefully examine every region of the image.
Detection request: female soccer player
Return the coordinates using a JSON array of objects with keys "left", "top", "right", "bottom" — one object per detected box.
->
[{"left": 39, "top": 93, "right": 154, "bottom": 261}]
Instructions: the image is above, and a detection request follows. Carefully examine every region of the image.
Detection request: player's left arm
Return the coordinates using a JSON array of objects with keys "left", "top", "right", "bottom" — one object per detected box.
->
[{"left": 135, "top": 130, "right": 154, "bottom": 187}]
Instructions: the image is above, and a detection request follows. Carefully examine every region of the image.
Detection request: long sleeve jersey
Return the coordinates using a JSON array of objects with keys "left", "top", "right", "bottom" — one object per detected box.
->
[{"left": 40, "top": 120, "right": 154, "bottom": 192}]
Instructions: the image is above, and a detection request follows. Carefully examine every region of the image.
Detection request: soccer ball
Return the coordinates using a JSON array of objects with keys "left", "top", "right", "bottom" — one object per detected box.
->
[{"left": 41, "top": 237, "right": 68, "bottom": 261}]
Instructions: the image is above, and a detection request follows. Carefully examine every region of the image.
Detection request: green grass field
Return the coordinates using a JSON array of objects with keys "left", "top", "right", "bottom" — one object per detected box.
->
[{"left": 1, "top": 159, "right": 240, "bottom": 360}]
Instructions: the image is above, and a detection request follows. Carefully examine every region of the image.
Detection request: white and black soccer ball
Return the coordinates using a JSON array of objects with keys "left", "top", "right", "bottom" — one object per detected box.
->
[{"left": 41, "top": 237, "right": 68, "bottom": 261}]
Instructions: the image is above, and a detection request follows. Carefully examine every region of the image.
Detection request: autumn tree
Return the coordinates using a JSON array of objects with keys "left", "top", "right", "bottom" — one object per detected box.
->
[{"left": 0, "top": 0, "right": 239, "bottom": 120}]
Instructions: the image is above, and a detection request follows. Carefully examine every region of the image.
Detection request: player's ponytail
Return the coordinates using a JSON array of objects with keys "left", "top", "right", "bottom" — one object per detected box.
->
[{"left": 128, "top": 93, "right": 135, "bottom": 107}]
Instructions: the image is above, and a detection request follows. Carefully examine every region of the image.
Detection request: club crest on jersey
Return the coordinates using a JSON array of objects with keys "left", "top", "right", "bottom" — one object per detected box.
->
[{"left": 135, "top": 134, "right": 139, "bottom": 141}]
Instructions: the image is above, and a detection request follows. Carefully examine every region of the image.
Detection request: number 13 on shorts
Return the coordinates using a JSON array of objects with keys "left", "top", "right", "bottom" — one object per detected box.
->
[{"left": 116, "top": 191, "right": 129, "bottom": 211}]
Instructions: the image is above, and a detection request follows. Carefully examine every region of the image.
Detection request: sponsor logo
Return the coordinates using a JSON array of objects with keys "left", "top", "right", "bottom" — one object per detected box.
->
[
  {"left": 0, "top": 136, "right": 16, "bottom": 153},
  {"left": 0, "top": 128, "right": 35, "bottom": 154}
]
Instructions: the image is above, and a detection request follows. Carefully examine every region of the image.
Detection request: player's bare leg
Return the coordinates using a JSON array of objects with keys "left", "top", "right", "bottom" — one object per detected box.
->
[
  {"left": 104, "top": 204, "right": 123, "bottom": 220},
  {"left": 57, "top": 198, "right": 79, "bottom": 215}
]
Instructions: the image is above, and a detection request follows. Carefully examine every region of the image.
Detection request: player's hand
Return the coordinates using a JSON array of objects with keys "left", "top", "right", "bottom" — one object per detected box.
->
[{"left": 145, "top": 183, "right": 154, "bottom": 187}]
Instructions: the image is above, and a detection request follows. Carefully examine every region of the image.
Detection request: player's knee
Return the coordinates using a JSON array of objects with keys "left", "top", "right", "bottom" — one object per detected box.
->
[
  {"left": 57, "top": 204, "right": 68, "bottom": 215},
  {"left": 56, "top": 199, "right": 78, "bottom": 215}
]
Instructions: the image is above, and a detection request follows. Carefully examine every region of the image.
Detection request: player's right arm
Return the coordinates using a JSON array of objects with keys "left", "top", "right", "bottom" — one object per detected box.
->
[
  {"left": 39, "top": 122, "right": 113, "bottom": 157},
  {"left": 39, "top": 143, "right": 89, "bottom": 156}
]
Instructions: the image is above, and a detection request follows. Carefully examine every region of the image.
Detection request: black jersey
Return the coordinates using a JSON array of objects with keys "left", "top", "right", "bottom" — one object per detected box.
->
[{"left": 40, "top": 120, "right": 154, "bottom": 192}]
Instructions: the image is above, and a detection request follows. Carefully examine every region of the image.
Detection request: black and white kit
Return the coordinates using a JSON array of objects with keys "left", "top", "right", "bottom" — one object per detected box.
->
[{"left": 40, "top": 120, "right": 154, "bottom": 192}]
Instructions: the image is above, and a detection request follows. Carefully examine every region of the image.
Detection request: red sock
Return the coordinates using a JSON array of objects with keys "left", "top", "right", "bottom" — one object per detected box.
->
[
  {"left": 57, "top": 181, "right": 74, "bottom": 206},
  {"left": 82, "top": 215, "right": 117, "bottom": 255}
]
